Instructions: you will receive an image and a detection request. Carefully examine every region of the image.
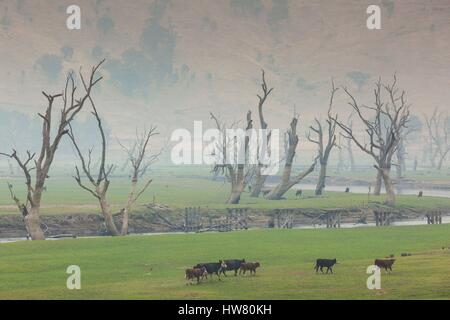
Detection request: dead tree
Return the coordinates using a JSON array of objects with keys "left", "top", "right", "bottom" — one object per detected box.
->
[
  {"left": 250, "top": 70, "right": 274, "bottom": 197},
  {"left": 0, "top": 60, "right": 104, "bottom": 240},
  {"left": 210, "top": 111, "right": 254, "bottom": 204},
  {"left": 425, "top": 108, "right": 450, "bottom": 171},
  {"left": 118, "top": 128, "right": 160, "bottom": 235},
  {"left": 395, "top": 138, "right": 406, "bottom": 180},
  {"left": 336, "top": 135, "right": 345, "bottom": 173},
  {"left": 422, "top": 132, "right": 436, "bottom": 168},
  {"left": 265, "top": 117, "right": 316, "bottom": 200},
  {"left": 334, "top": 76, "right": 410, "bottom": 206},
  {"left": 69, "top": 91, "right": 118, "bottom": 235},
  {"left": 69, "top": 99, "right": 158, "bottom": 236},
  {"left": 344, "top": 114, "right": 356, "bottom": 172},
  {"left": 395, "top": 115, "right": 421, "bottom": 178},
  {"left": 307, "top": 81, "right": 338, "bottom": 196}
]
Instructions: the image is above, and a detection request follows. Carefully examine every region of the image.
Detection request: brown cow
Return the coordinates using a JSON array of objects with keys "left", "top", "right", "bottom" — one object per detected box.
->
[
  {"left": 185, "top": 267, "right": 207, "bottom": 284},
  {"left": 239, "top": 262, "right": 260, "bottom": 275},
  {"left": 374, "top": 259, "right": 395, "bottom": 272}
]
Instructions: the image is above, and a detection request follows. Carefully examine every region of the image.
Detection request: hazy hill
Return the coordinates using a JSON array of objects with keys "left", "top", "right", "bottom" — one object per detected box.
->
[{"left": 0, "top": 0, "right": 449, "bottom": 158}]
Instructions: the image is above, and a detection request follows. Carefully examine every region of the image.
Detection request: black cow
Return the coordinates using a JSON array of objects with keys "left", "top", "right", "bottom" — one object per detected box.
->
[
  {"left": 194, "top": 260, "right": 227, "bottom": 280},
  {"left": 219, "top": 259, "right": 245, "bottom": 277},
  {"left": 314, "top": 258, "right": 338, "bottom": 274},
  {"left": 374, "top": 259, "right": 395, "bottom": 272}
]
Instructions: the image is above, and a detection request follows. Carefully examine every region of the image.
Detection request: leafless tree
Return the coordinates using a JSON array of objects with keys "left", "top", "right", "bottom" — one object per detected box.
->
[
  {"left": 342, "top": 114, "right": 356, "bottom": 172},
  {"left": 210, "top": 111, "right": 254, "bottom": 204},
  {"left": 425, "top": 107, "right": 450, "bottom": 171},
  {"left": 395, "top": 115, "right": 422, "bottom": 178},
  {"left": 265, "top": 117, "right": 317, "bottom": 200},
  {"left": 250, "top": 70, "right": 274, "bottom": 197},
  {"left": 118, "top": 128, "right": 160, "bottom": 235},
  {"left": 68, "top": 93, "right": 118, "bottom": 235},
  {"left": 69, "top": 100, "right": 158, "bottom": 236},
  {"left": 395, "top": 140, "right": 405, "bottom": 179},
  {"left": 422, "top": 132, "right": 437, "bottom": 168},
  {"left": 334, "top": 75, "right": 411, "bottom": 206},
  {"left": 307, "top": 81, "right": 338, "bottom": 196},
  {"left": 336, "top": 135, "right": 345, "bottom": 174},
  {"left": 0, "top": 60, "right": 104, "bottom": 240}
]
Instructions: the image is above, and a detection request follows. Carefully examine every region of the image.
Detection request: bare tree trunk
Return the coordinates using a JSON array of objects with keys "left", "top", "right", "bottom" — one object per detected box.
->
[
  {"left": 430, "top": 149, "right": 437, "bottom": 169},
  {"left": 396, "top": 140, "right": 406, "bottom": 179},
  {"left": 265, "top": 116, "right": 317, "bottom": 200},
  {"left": 307, "top": 82, "right": 338, "bottom": 196},
  {"left": 119, "top": 128, "right": 158, "bottom": 236},
  {"left": 250, "top": 167, "right": 266, "bottom": 197},
  {"left": 381, "top": 168, "right": 396, "bottom": 206},
  {"left": 228, "top": 182, "right": 245, "bottom": 204},
  {"left": 266, "top": 162, "right": 293, "bottom": 200},
  {"left": 336, "top": 144, "right": 344, "bottom": 173},
  {"left": 266, "top": 163, "right": 315, "bottom": 200},
  {"left": 395, "top": 163, "right": 402, "bottom": 181},
  {"left": 437, "top": 152, "right": 448, "bottom": 171},
  {"left": 425, "top": 108, "right": 450, "bottom": 170},
  {"left": 315, "top": 163, "right": 327, "bottom": 196},
  {"left": 347, "top": 138, "right": 355, "bottom": 172},
  {"left": 266, "top": 117, "right": 299, "bottom": 200},
  {"left": 228, "top": 192, "right": 242, "bottom": 204},
  {"left": 374, "top": 171, "right": 382, "bottom": 195},
  {"left": 250, "top": 70, "right": 273, "bottom": 197},
  {"left": 98, "top": 192, "right": 120, "bottom": 236},
  {"left": 210, "top": 111, "right": 253, "bottom": 204},
  {"left": 121, "top": 179, "right": 137, "bottom": 235},
  {"left": 25, "top": 207, "right": 45, "bottom": 240}
]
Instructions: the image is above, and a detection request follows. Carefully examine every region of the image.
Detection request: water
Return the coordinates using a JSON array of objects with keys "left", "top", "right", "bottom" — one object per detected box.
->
[
  {"left": 268, "top": 183, "right": 450, "bottom": 198},
  {"left": 294, "top": 216, "right": 450, "bottom": 230}
]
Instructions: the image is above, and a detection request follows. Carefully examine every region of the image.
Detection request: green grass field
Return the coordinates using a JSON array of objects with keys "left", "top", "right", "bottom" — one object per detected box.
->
[
  {"left": 1, "top": 173, "right": 450, "bottom": 215},
  {"left": 1, "top": 224, "right": 449, "bottom": 299}
]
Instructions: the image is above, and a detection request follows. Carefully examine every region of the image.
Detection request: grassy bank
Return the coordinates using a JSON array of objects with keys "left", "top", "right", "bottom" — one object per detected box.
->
[
  {"left": 1, "top": 175, "right": 450, "bottom": 216},
  {"left": 0, "top": 224, "right": 449, "bottom": 299}
]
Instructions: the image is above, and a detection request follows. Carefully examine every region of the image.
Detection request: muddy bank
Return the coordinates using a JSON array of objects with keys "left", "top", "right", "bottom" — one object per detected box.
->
[
  {"left": 0, "top": 212, "right": 166, "bottom": 238},
  {"left": 1, "top": 206, "right": 448, "bottom": 239}
]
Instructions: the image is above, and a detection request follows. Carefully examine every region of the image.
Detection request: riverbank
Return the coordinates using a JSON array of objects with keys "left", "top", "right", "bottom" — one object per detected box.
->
[{"left": 1, "top": 205, "right": 449, "bottom": 239}]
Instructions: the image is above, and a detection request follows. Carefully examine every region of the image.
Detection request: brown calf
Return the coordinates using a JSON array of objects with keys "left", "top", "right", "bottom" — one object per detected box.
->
[
  {"left": 239, "top": 262, "right": 260, "bottom": 275},
  {"left": 185, "top": 267, "right": 207, "bottom": 284}
]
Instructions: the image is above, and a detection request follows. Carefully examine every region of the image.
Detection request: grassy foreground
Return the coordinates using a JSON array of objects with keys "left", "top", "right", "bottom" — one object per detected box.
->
[{"left": 0, "top": 224, "right": 449, "bottom": 299}]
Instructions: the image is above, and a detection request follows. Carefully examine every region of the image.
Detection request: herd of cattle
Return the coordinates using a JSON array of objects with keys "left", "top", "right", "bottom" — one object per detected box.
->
[
  {"left": 184, "top": 257, "right": 396, "bottom": 284},
  {"left": 185, "top": 259, "right": 261, "bottom": 284}
]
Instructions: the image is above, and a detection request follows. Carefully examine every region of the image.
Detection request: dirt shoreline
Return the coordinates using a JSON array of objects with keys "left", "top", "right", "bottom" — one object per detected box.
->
[{"left": 1, "top": 206, "right": 448, "bottom": 239}]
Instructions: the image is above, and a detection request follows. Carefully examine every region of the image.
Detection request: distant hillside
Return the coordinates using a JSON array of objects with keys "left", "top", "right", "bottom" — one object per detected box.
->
[{"left": 0, "top": 0, "right": 449, "bottom": 148}]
